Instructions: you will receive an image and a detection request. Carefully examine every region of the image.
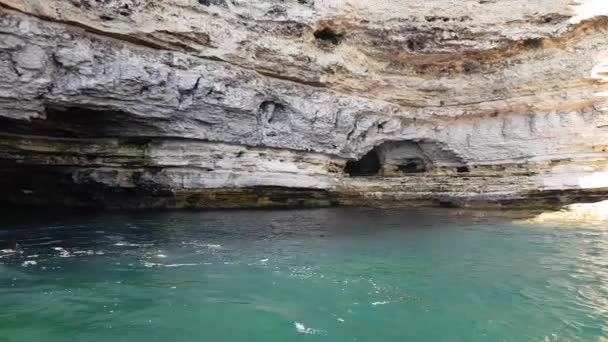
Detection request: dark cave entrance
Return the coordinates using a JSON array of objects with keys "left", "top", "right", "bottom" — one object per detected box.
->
[
  {"left": 0, "top": 105, "right": 171, "bottom": 208},
  {"left": 0, "top": 105, "right": 162, "bottom": 138},
  {"left": 344, "top": 149, "right": 381, "bottom": 176},
  {"left": 396, "top": 158, "right": 427, "bottom": 173},
  {"left": 343, "top": 140, "right": 468, "bottom": 177},
  {"left": 313, "top": 27, "right": 343, "bottom": 46}
]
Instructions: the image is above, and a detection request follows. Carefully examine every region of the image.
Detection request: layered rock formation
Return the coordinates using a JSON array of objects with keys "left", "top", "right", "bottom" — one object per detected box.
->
[{"left": 0, "top": 0, "right": 607, "bottom": 208}]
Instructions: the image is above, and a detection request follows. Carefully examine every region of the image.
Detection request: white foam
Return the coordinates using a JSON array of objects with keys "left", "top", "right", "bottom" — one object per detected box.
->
[
  {"left": 73, "top": 250, "right": 95, "bottom": 255},
  {"left": 184, "top": 242, "right": 222, "bottom": 249},
  {"left": 22, "top": 260, "right": 37, "bottom": 267},
  {"left": 0, "top": 249, "right": 15, "bottom": 253},
  {"left": 142, "top": 262, "right": 197, "bottom": 268},
  {"left": 371, "top": 301, "right": 389, "bottom": 306},
  {"left": 52, "top": 247, "right": 71, "bottom": 258},
  {"left": 114, "top": 242, "right": 142, "bottom": 247},
  {"left": 156, "top": 254, "right": 167, "bottom": 258},
  {"left": 294, "top": 322, "right": 322, "bottom": 335},
  {"left": 164, "top": 263, "right": 197, "bottom": 268}
]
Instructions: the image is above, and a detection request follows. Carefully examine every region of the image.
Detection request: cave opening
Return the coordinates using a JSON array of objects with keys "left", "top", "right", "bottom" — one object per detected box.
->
[
  {"left": 0, "top": 105, "right": 164, "bottom": 138},
  {"left": 344, "top": 140, "right": 467, "bottom": 177},
  {"left": 344, "top": 149, "right": 381, "bottom": 176},
  {"left": 0, "top": 105, "right": 174, "bottom": 208},
  {"left": 313, "top": 27, "right": 343, "bottom": 46},
  {"left": 397, "top": 158, "right": 427, "bottom": 173}
]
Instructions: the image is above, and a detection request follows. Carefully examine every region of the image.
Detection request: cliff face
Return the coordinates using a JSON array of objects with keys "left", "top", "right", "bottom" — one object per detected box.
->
[{"left": 0, "top": 0, "right": 607, "bottom": 209}]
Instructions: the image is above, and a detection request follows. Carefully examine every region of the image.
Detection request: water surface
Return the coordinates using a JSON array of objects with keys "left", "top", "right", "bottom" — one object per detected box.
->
[{"left": 0, "top": 208, "right": 607, "bottom": 341}]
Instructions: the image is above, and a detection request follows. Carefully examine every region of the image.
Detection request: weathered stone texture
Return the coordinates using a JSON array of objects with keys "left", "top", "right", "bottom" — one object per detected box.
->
[{"left": 0, "top": 0, "right": 607, "bottom": 208}]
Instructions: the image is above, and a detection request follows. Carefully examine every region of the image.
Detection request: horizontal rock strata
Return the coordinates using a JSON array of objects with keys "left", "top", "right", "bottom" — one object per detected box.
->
[{"left": 0, "top": 0, "right": 607, "bottom": 209}]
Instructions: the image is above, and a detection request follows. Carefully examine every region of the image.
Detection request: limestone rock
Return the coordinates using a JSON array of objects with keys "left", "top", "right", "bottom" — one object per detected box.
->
[
  {"left": 529, "top": 200, "right": 608, "bottom": 223},
  {"left": 0, "top": 0, "right": 607, "bottom": 208}
]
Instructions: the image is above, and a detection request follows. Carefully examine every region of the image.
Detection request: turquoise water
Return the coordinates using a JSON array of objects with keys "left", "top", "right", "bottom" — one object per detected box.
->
[{"left": 0, "top": 208, "right": 607, "bottom": 341}]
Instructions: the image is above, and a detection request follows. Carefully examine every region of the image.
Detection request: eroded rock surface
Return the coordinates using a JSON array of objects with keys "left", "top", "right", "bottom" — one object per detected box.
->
[{"left": 0, "top": 0, "right": 607, "bottom": 208}]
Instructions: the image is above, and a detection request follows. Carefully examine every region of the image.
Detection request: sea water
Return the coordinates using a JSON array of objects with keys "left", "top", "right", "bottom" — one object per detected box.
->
[{"left": 0, "top": 208, "right": 606, "bottom": 341}]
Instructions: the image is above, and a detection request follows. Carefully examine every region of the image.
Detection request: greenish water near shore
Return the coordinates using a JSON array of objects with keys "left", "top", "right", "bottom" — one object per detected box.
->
[{"left": 0, "top": 208, "right": 606, "bottom": 341}]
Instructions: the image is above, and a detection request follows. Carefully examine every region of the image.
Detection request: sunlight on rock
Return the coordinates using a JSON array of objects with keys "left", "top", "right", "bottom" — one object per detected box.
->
[
  {"left": 578, "top": 172, "right": 608, "bottom": 189},
  {"left": 570, "top": 0, "right": 608, "bottom": 24},
  {"left": 591, "top": 59, "right": 608, "bottom": 82},
  {"left": 530, "top": 200, "right": 608, "bottom": 223}
]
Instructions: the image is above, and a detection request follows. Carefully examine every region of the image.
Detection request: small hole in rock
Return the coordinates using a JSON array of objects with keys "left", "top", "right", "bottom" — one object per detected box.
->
[
  {"left": 198, "top": 0, "right": 226, "bottom": 6},
  {"left": 314, "top": 27, "right": 343, "bottom": 46},
  {"left": 406, "top": 38, "right": 426, "bottom": 51},
  {"left": 259, "top": 101, "right": 287, "bottom": 124},
  {"left": 522, "top": 38, "right": 543, "bottom": 49}
]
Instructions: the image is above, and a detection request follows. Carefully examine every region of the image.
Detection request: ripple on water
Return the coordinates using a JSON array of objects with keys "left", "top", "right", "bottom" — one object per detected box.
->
[{"left": 0, "top": 208, "right": 607, "bottom": 341}]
